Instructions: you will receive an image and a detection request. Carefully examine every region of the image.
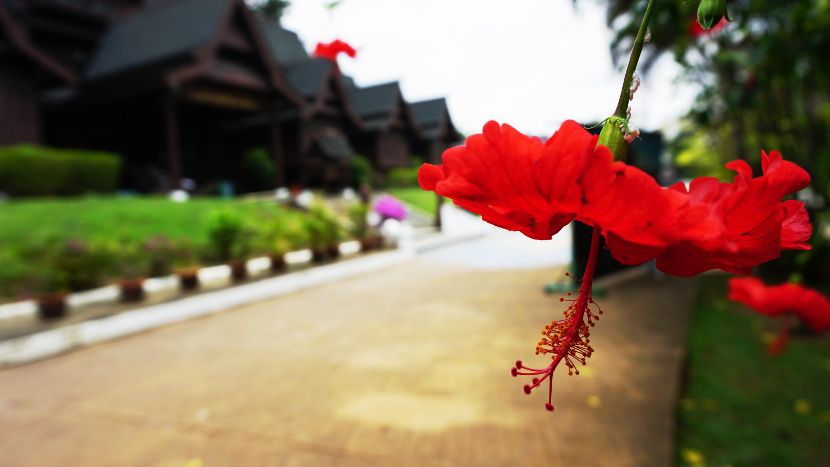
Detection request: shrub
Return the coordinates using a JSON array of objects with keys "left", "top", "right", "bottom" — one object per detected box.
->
[
  {"left": 306, "top": 202, "right": 343, "bottom": 248},
  {"left": 206, "top": 209, "right": 254, "bottom": 262},
  {"left": 0, "top": 144, "right": 121, "bottom": 196},
  {"left": 347, "top": 202, "right": 369, "bottom": 239},
  {"left": 350, "top": 155, "right": 373, "bottom": 187},
  {"left": 112, "top": 240, "right": 150, "bottom": 280},
  {"left": 47, "top": 238, "right": 113, "bottom": 292},
  {"left": 241, "top": 148, "right": 275, "bottom": 192},
  {"left": 143, "top": 235, "right": 177, "bottom": 277},
  {"left": 385, "top": 167, "right": 419, "bottom": 187}
]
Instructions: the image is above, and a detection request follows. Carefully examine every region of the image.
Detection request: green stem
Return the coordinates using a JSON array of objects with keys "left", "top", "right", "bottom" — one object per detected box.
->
[{"left": 613, "top": 0, "right": 657, "bottom": 118}]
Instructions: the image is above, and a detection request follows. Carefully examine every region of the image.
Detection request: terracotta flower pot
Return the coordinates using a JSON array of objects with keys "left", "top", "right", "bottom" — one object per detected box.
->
[
  {"left": 270, "top": 254, "right": 287, "bottom": 272},
  {"left": 176, "top": 268, "right": 200, "bottom": 291},
  {"left": 36, "top": 292, "right": 68, "bottom": 321},
  {"left": 327, "top": 244, "right": 341, "bottom": 259},
  {"left": 118, "top": 278, "right": 145, "bottom": 302},
  {"left": 228, "top": 260, "right": 248, "bottom": 282},
  {"left": 360, "top": 235, "right": 383, "bottom": 251},
  {"left": 311, "top": 248, "right": 328, "bottom": 263}
]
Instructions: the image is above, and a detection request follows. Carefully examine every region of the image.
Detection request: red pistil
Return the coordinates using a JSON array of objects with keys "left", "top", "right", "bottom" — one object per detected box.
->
[{"left": 512, "top": 228, "right": 604, "bottom": 412}]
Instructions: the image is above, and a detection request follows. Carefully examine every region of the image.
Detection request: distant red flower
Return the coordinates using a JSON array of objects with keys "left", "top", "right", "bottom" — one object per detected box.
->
[
  {"left": 418, "top": 121, "right": 679, "bottom": 257},
  {"left": 638, "top": 151, "right": 812, "bottom": 277},
  {"left": 313, "top": 39, "right": 357, "bottom": 61},
  {"left": 728, "top": 277, "right": 830, "bottom": 333}
]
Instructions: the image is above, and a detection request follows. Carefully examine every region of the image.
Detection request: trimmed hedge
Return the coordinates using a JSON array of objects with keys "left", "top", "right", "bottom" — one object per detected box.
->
[{"left": 0, "top": 144, "right": 121, "bottom": 196}]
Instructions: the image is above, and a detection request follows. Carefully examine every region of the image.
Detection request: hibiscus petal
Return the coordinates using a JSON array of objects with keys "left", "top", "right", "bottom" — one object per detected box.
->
[{"left": 780, "top": 200, "right": 812, "bottom": 250}]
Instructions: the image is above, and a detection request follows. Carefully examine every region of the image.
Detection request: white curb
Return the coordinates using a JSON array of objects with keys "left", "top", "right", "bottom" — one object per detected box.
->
[{"left": 0, "top": 247, "right": 414, "bottom": 368}]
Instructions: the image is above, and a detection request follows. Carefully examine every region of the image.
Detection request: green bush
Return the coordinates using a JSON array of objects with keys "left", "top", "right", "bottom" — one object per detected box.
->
[
  {"left": 347, "top": 202, "right": 369, "bottom": 239},
  {"left": 241, "top": 148, "right": 275, "bottom": 192},
  {"left": 350, "top": 155, "right": 373, "bottom": 187},
  {"left": 385, "top": 167, "right": 419, "bottom": 187},
  {"left": 0, "top": 144, "right": 121, "bottom": 196},
  {"left": 306, "top": 202, "right": 343, "bottom": 248},
  {"left": 33, "top": 238, "right": 114, "bottom": 292},
  {"left": 205, "top": 209, "right": 254, "bottom": 262}
]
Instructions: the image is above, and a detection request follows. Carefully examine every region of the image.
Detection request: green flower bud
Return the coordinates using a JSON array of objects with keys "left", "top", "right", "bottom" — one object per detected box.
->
[
  {"left": 697, "top": 0, "right": 727, "bottom": 30},
  {"left": 597, "top": 116, "right": 629, "bottom": 162}
]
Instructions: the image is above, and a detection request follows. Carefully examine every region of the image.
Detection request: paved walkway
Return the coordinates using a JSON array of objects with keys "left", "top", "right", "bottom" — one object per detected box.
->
[{"left": 0, "top": 230, "right": 694, "bottom": 467}]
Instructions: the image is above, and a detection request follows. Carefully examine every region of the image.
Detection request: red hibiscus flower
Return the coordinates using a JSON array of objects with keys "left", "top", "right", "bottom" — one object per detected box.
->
[
  {"left": 634, "top": 151, "right": 812, "bottom": 277},
  {"left": 313, "top": 39, "right": 357, "bottom": 61},
  {"left": 729, "top": 277, "right": 830, "bottom": 354},
  {"left": 418, "top": 120, "right": 679, "bottom": 257}
]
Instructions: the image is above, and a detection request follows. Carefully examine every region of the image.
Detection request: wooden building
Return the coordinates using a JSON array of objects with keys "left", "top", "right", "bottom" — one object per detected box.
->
[
  {"left": 0, "top": 0, "right": 456, "bottom": 192},
  {"left": 409, "top": 98, "right": 461, "bottom": 164},
  {"left": 347, "top": 81, "right": 421, "bottom": 174}
]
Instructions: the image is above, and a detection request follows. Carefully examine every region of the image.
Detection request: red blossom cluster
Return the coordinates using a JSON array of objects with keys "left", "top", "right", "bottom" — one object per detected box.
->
[
  {"left": 419, "top": 120, "right": 812, "bottom": 277},
  {"left": 313, "top": 39, "right": 357, "bottom": 61}
]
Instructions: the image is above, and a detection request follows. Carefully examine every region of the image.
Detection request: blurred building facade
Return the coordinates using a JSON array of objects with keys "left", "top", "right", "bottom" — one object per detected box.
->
[{"left": 0, "top": 0, "right": 461, "bottom": 191}]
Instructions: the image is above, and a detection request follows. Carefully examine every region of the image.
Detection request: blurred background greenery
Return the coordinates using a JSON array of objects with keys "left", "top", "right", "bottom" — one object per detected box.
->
[{"left": 590, "top": 1, "right": 830, "bottom": 464}]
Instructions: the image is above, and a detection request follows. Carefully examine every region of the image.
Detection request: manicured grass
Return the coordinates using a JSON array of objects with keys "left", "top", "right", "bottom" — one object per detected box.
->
[
  {"left": 0, "top": 196, "right": 285, "bottom": 249},
  {"left": 677, "top": 275, "right": 830, "bottom": 467},
  {"left": 385, "top": 187, "right": 440, "bottom": 215}
]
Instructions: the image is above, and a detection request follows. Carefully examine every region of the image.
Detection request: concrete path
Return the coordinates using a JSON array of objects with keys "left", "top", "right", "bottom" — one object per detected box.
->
[{"left": 0, "top": 230, "right": 694, "bottom": 467}]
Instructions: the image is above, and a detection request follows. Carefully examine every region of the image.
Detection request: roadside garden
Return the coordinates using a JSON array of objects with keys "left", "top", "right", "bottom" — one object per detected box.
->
[{"left": 0, "top": 194, "right": 392, "bottom": 316}]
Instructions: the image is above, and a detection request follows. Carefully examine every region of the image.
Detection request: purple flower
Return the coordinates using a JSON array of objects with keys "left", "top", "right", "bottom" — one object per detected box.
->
[{"left": 374, "top": 195, "right": 407, "bottom": 221}]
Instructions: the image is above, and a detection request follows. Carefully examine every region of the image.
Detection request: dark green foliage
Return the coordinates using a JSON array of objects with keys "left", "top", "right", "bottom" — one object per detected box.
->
[
  {"left": 305, "top": 202, "right": 343, "bottom": 248},
  {"left": 205, "top": 209, "right": 254, "bottom": 262},
  {"left": 595, "top": 0, "right": 830, "bottom": 203},
  {"left": 142, "top": 235, "right": 178, "bottom": 277},
  {"left": 677, "top": 275, "right": 830, "bottom": 466},
  {"left": 0, "top": 145, "right": 121, "bottom": 196},
  {"left": 241, "top": 148, "right": 276, "bottom": 192},
  {"left": 350, "top": 155, "right": 373, "bottom": 187},
  {"left": 347, "top": 202, "right": 370, "bottom": 239}
]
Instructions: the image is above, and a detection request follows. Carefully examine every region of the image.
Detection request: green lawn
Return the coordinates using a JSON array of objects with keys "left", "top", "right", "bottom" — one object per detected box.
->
[
  {"left": 677, "top": 275, "right": 830, "bottom": 466},
  {"left": 0, "top": 196, "right": 286, "bottom": 249},
  {"left": 385, "top": 187, "right": 440, "bottom": 215}
]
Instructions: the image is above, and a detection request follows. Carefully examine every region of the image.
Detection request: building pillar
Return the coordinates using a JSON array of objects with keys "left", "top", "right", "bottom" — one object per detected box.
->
[
  {"left": 269, "top": 111, "right": 285, "bottom": 187},
  {"left": 164, "top": 95, "right": 182, "bottom": 190}
]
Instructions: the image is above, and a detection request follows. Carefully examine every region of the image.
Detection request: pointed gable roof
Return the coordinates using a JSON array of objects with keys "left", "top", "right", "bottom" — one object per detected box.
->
[
  {"left": 410, "top": 98, "right": 458, "bottom": 140},
  {"left": 284, "top": 58, "right": 332, "bottom": 99},
  {"left": 86, "top": 0, "right": 227, "bottom": 79},
  {"left": 257, "top": 16, "right": 309, "bottom": 65},
  {"left": 84, "top": 0, "right": 302, "bottom": 106},
  {"left": 347, "top": 81, "right": 419, "bottom": 135}
]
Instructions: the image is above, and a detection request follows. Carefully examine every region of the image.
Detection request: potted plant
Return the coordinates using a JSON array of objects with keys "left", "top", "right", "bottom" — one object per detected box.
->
[
  {"left": 27, "top": 268, "right": 70, "bottom": 320},
  {"left": 114, "top": 241, "right": 148, "bottom": 302},
  {"left": 308, "top": 202, "right": 344, "bottom": 260},
  {"left": 206, "top": 209, "right": 253, "bottom": 282},
  {"left": 304, "top": 216, "right": 328, "bottom": 263},
  {"left": 268, "top": 237, "right": 291, "bottom": 272},
  {"left": 170, "top": 242, "right": 199, "bottom": 292},
  {"left": 269, "top": 217, "right": 309, "bottom": 271},
  {"left": 348, "top": 202, "right": 382, "bottom": 251},
  {"left": 53, "top": 238, "right": 113, "bottom": 294}
]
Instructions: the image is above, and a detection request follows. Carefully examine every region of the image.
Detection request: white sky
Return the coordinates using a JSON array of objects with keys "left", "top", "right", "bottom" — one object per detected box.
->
[{"left": 281, "top": 0, "right": 699, "bottom": 137}]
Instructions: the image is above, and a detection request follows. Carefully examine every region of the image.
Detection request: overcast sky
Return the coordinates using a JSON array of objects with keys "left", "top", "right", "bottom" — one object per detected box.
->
[{"left": 281, "top": 0, "right": 699, "bottom": 137}]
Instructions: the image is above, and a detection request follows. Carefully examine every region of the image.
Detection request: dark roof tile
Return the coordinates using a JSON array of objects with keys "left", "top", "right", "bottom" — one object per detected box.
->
[
  {"left": 87, "top": 0, "right": 227, "bottom": 79},
  {"left": 257, "top": 15, "right": 309, "bottom": 65}
]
